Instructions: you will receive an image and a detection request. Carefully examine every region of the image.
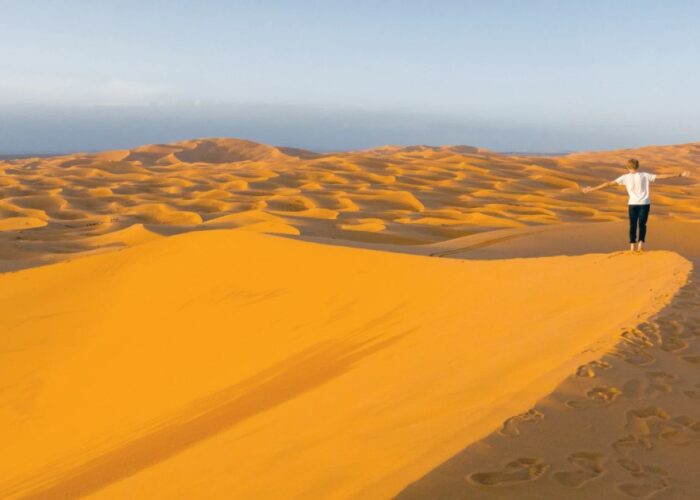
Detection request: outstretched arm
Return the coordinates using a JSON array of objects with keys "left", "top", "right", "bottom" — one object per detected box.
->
[
  {"left": 581, "top": 180, "right": 617, "bottom": 194},
  {"left": 655, "top": 171, "right": 691, "bottom": 180}
]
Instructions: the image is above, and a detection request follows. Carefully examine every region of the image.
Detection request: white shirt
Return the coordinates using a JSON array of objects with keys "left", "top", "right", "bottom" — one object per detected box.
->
[{"left": 614, "top": 171, "right": 656, "bottom": 205}]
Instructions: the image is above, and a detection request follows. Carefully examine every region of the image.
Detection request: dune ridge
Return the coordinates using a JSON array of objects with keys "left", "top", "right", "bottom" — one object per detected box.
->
[
  {"left": 398, "top": 219, "right": 700, "bottom": 499},
  {"left": 0, "top": 229, "right": 690, "bottom": 499}
]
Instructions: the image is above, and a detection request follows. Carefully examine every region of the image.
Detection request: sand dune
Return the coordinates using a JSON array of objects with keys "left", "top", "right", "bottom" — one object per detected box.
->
[
  {"left": 398, "top": 220, "right": 700, "bottom": 499},
  {"left": 0, "top": 138, "right": 699, "bottom": 498},
  {"left": 0, "top": 229, "right": 689, "bottom": 499},
  {"left": 0, "top": 138, "right": 697, "bottom": 270}
]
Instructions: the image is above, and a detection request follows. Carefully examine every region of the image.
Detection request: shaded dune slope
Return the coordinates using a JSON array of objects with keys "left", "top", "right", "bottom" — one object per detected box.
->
[{"left": 399, "top": 220, "right": 700, "bottom": 499}]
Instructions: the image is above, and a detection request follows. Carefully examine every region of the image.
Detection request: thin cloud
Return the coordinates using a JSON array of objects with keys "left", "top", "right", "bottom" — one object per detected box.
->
[{"left": 0, "top": 78, "right": 173, "bottom": 106}]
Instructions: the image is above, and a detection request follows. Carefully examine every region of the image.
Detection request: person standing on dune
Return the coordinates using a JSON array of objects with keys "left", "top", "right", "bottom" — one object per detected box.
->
[{"left": 582, "top": 159, "right": 690, "bottom": 252}]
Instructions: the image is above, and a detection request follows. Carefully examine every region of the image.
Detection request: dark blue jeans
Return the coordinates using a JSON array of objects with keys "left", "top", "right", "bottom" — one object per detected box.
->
[{"left": 628, "top": 204, "right": 650, "bottom": 243}]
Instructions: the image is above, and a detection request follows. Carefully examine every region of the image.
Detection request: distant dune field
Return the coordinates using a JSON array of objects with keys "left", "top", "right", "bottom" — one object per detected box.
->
[
  {"left": 0, "top": 139, "right": 698, "bottom": 499},
  {"left": 1, "top": 138, "right": 698, "bottom": 270}
]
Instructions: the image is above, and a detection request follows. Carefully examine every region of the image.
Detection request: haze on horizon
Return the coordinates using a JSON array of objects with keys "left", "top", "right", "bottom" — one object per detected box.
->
[{"left": 2, "top": 0, "right": 700, "bottom": 154}]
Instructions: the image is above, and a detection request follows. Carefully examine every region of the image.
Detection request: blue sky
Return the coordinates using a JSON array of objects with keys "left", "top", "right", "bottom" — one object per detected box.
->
[{"left": 2, "top": 1, "right": 699, "bottom": 152}]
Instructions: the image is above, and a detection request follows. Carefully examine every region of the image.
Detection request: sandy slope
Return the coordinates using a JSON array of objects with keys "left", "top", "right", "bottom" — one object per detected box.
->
[
  {"left": 0, "top": 228, "right": 689, "bottom": 499},
  {"left": 0, "top": 138, "right": 699, "bottom": 499},
  {"left": 398, "top": 220, "right": 700, "bottom": 499}
]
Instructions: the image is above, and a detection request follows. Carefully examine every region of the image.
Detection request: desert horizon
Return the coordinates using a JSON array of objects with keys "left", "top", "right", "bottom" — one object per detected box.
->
[{"left": 5, "top": 135, "right": 700, "bottom": 159}]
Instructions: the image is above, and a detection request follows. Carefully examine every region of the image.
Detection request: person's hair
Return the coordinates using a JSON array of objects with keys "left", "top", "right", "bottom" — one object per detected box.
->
[{"left": 627, "top": 158, "right": 640, "bottom": 170}]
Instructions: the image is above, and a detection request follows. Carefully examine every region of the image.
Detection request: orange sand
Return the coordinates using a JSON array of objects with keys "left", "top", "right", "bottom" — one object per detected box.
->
[{"left": 0, "top": 138, "right": 698, "bottom": 499}]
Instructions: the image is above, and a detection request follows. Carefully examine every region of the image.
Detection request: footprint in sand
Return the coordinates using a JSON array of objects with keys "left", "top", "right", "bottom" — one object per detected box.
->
[
  {"left": 686, "top": 320, "right": 700, "bottom": 338},
  {"left": 622, "top": 406, "right": 699, "bottom": 448},
  {"left": 616, "top": 459, "right": 670, "bottom": 498},
  {"left": 468, "top": 457, "right": 548, "bottom": 486},
  {"left": 644, "top": 371, "right": 676, "bottom": 396},
  {"left": 553, "top": 452, "right": 606, "bottom": 488},
  {"left": 660, "top": 335, "right": 688, "bottom": 352},
  {"left": 656, "top": 314, "right": 683, "bottom": 329},
  {"left": 655, "top": 317, "right": 692, "bottom": 351},
  {"left": 612, "top": 345, "right": 655, "bottom": 366},
  {"left": 622, "top": 329, "right": 655, "bottom": 348},
  {"left": 613, "top": 433, "right": 649, "bottom": 453},
  {"left": 566, "top": 386, "right": 621, "bottom": 409},
  {"left": 626, "top": 405, "right": 669, "bottom": 425},
  {"left": 499, "top": 408, "right": 544, "bottom": 436},
  {"left": 683, "top": 382, "right": 700, "bottom": 399},
  {"left": 623, "top": 372, "right": 678, "bottom": 399},
  {"left": 681, "top": 354, "right": 700, "bottom": 364},
  {"left": 576, "top": 360, "right": 612, "bottom": 378},
  {"left": 636, "top": 321, "right": 660, "bottom": 340}
]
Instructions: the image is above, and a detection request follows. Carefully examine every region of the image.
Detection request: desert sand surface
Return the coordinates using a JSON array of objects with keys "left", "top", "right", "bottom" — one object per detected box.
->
[
  {"left": 398, "top": 220, "right": 700, "bottom": 499},
  {"left": 0, "top": 138, "right": 698, "bottom": 499}
]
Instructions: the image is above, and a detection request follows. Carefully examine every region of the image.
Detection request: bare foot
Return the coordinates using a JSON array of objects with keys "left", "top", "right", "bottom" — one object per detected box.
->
[
  {"left": 630, "top": 243, "right": 636, "bottom": 252},
  {"left": 637, "top": 242, "right": 645, "bottom": 252}
]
